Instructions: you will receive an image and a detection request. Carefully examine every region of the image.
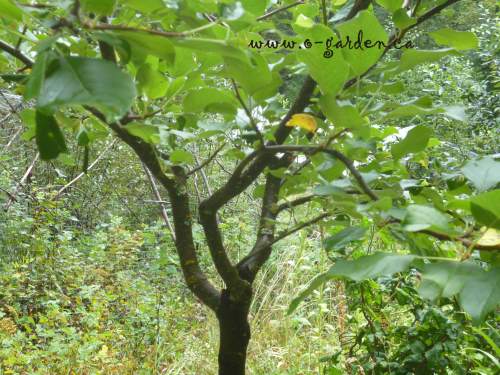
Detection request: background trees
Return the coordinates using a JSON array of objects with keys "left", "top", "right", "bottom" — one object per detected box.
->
[{"left": 0, "top": 0, "right": 499, "bottom": 374}]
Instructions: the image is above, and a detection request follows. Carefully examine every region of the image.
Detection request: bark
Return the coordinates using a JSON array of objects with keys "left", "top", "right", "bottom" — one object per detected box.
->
[{"left": 216, "top": 289, "right": 252, "bottom": 375}]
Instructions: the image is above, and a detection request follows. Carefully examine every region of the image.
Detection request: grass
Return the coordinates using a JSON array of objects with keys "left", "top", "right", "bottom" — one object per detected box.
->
[{"left": 0, "top": 213, "right": 344, "bottom": 375}]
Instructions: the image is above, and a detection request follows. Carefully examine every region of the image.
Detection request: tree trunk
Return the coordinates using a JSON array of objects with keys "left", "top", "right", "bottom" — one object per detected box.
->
[{"left": 216, "top": 289, "right": 251, "bottom": 375}]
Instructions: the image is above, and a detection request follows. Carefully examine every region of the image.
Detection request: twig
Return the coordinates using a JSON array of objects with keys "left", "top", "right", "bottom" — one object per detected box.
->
[
  {"left": 264, "top": 146, "right": 500, "bottom": 251},
  {"left": 18, "top": 3, "right": 53, "bottom": 9},
  {"left": 263, "top": 145, "right": 379, "bottom": 201},
  {"left": 187, "top": 143, "right": 226, "bottom": 176},
  {"left": 15, "top": 26, "right": 28, "bottom": 51},
  {"left": 231, "top": 79, "right": 265, "bottom": 147},
  {"left": 143, "top": 199, "right": 169, "bottom": 204},
  {"left": 0, "top": 91, "right": 20, "bottom": 114},
  {"left": 54, "top": 140, "right": 116, "bottom": 198},
  {"left": 271, "top": 212, "right": 331, "bottom": 244},
  {"left": 321, "top": 0, "right": 328, "bottom": 25},
  {"left": 0, "top": 40, "right": 34, "bottom": 67},
  {"left": 3, "top": 153, "right": 39, "bottom": 211},
  {"left": 125, "top": 109, "right": 163, "bottom": 122},
  {"left": 85, "top": 21, "right": 217, "bottom": 39},
  {"left": 257, "top": 0, "right": 305, "bottom": 21},
  {"left": 193, "top": 172, "right": 203, "bottom": 204},
  {"left": 324, "top": 128, "right": 350, "bottom": 148},
  {"left": 143, "top": 164, "right": 176, "bottom": 241},
  {"left": 276, "top": 194, "right": 315, "bottom": 213},
  {"left": 0, "top": 186, "right": 17, "bottom": 201},
  {"left": 5, "top": 127, "right": 23, "bottom": 150},
  {"left": 343, "top": 0, "right": 462, "bottom": 89}
]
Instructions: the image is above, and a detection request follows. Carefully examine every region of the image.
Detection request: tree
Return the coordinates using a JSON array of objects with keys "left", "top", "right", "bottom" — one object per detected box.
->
[{"left": 0, "top": 0, "right": 498, "bottom": 374}]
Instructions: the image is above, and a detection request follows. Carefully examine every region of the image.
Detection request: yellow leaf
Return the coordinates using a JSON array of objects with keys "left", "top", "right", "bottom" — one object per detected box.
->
[
  {"left": 477, "top": 228, "right": 500, "bottom": 247},
  {"left": 286, "top": 113, "right": 318, "bottom": 133},
  {"left": 98, "top": 344, "right": 109, "bottom": 357}
]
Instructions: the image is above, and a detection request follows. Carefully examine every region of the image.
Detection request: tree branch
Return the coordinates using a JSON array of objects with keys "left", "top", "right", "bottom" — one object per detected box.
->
[
  {"left": 0, "top": 40, "right": 34, "bottom": 68},
  {"left": 85, "top": 21, "right": 217, "bottom": 39},
  {"left": 237, "top": 171, "right": 282, "bottom": 281},
  {"left": 87, "top": 34, "right": 222, "bottom": 307},
  {"left": 276, "top": 194, "right": 316, "bottom": 213},
  {"left": 407, "top": 0, "right": 461, "bottom": 33},
  {"left": 112, "top": 120, "right": 221, "bottom": 309},
  {"left": 419, "top": 230, "right": 500, "bottom": 252},
  {"left": 200, "top": 76, "right": 317, "bottom": 216},
  {"left": 271, "top": 212, "right": 331, "bottom": 245},
  {"left": 231, "top": 79, "right": 264, "bottom": 146},
  {"left": 97, "top": 17, "right": 117, "bottom": 63},
  {"left": 343, "top": 0, "right": 462, "bottom": 89},
  {"left": 187, "top": 143, "right": 226, "bottom": 176},
  {"left": 85, "top": 104, "right": 221, "bottom": 311},
  {"left": 55, "top": 140, "right": 116, "bottom": 199},
  {"left": 344, "top": 0, "right": 372, "bottom": 22},
  {"left": 264, "top": 145, "right": 500, "bottom": 251},
  {"left": 143, "top": 163, "right": 176, "bottom": 241},
  {"left": 257, "top": 0, "right": 305, "bottom": 21},
  {"left": 3, "top": 153, "right": 39, "bottom": 211},
  {"left": 263, "top": 145, "right": 379, "bottom": 201}
]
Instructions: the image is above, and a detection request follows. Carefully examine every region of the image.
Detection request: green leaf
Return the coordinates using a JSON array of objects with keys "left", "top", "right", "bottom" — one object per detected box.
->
[
  {"left": 471, "top": 327, "right": 500, "bottom": 357},
  {"left": 402, "top": 205, "right": 453, "bottom": 235},
  {"left": 25, "top": 52, "right": 53, "bottom": 100},
  {"left": 166, "top": 76, "right": 187, "bottom": 98},
  {"left": 120, "top": 0, "right": 164, "bottom": 12},
  {"left": 173, "top": 38, "right": 248, "bottom": 63},
  {"left": 224, "top": 53, "right": 274, "bottom": 98},
  {"left": 241, "top": 0, "right": 267, "bottom": 15},
  {"left": 313, "top": 184, "right": 347, "bottom": 197},
  {"left": 383, "top": 104, "right": 438, "bottom": 119},
  {"left": 297, "top": 24, "right": 349, "bottom": 96},
  {"left": 35, "top": 111, "right": 68, "bottom": 160},
  {"left": 392, "top": 8, "right": 416, "bottom": 29},
  {"left": 443, "top": 105, "right": 466, "bottom": 121},
  {"left": 383, "top": 100, "right": 466, "bottom": 122},
  {"left": 319, "top": 96, "right": 367, "bottom": 130},
  {"left": 391, "top": 125, "right": 433, "bottom": 159},
  {"left": 81, "top": 0, "right": 116, "bottom": 15},
  {"left": 376, "top": 0, "right": 403, "bottom": 12},
  {"left": 168, "top": 48, "right": 196, "bottom": 77},
  {"left": 124, "top": 123, "right": 159, "bottom": 144},
  {"left": 37, "top": 56, "right": 136, "bottom": 121},
  {"left": 0, "top": 0, "right": 22, "bottom": 21},
  {"left": 0, "top": 74, "right": 28, "bottom": 83},
  {"left": 429, "top": 28, "right": 479, "bottom": 50},
  {"left": 20, "top": 108, "right": 36, "bottom": 140},
  {"left": 389, "top": 49, "right": 459, "bottom": 76},
  {"left": 93, "top": 32, "right": 132, "bottom": 62},
  {"left": 295, "top": 14, "right": 314, "bottom": 28},
  {"left": 324, "top": 226, "right": 367, "bottom": 252},
  {"left": 470, "top": 190, "right": 500, "bottom": 229},
  {"left": 345, "top": 81, "right": 405, "bottom": 96},
  {"left": 328, "top": 253, "right": 417, "bottom": 281},
  {"left": 137, "top": 63, "right": 169, "bottom": 99},
  {"left": 289, "top": 253, "right": 416, "bottom": 313},
  {"left": 170, "top": 150, "right": 194, "bottom": 164},
  {"left": 336, "top": 9, "right": 388, "bottom": 77},
  {"left": 76, "top": 126, "right": 90, "bottom": 146},
  {"left": 462, "top": 157, "right": 500, "bottom": 192},
  {"left": 110, "top": 31, "right": 175, "bottom": 64},
  {"left": 419, "top": 262, "right": 500, "bottom": 325},
  {"left": 183, "top": 88, "right": 237, "bottom": 116},
  {"left": 82, "top": 145, "right": 90, "bottom": 172}
]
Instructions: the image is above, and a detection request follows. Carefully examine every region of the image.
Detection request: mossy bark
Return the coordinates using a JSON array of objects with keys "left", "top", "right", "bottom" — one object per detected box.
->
[{"left": 216, "top": 289, "right": 251, "bottom": 375}]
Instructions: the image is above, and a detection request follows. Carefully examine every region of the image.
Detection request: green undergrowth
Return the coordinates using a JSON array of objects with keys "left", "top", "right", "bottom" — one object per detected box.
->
[{"left": 1, "top": 199, "right": 498, "bottom": 374}]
